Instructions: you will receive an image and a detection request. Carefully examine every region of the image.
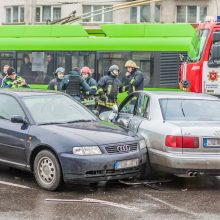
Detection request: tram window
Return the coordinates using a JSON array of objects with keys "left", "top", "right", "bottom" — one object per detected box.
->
[
  {"left": 78, "top": 52, "right": 95, "bottom": 71},
  {"left": 97, "top": 51, "right": 151, "bottom": 87},
  {"left": 57, "top": 51, "right": 78, "bottom": 73},
  {"left": 0, "top": 51, "right": 15, "bottom": 71},
  {"left": 57, "top": 51, "right": 96, "bottom": 75},
  {"left": 97, "top": 52, "right": 130, "bottom": 80},
  {"left": 45, "top": 53, "right": 55, "bottom": 82},
  {"left": 131, "top": 52, "right": 151, "bottom": 87},
  {"left": 17, "top": 51, "right": 55, "bottom": 84},
  {"left": 17, "top": 53, "right": 32, "bottom": 83}
]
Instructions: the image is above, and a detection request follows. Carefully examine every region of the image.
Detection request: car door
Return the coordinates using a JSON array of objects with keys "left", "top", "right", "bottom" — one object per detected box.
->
[
  {"left": 116, "top": 93, "right": 139, "bottom": 129},
  {"left": 128, "top": 93, "right": 150, "bottom": 134},
  {"left": 0, "top": 94, "right": 29, "bottom": 166}
]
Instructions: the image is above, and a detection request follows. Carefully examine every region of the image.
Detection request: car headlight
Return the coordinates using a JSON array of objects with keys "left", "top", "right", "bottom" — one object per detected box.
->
[
  {"left": 139, "top": 139, "right": 146, "bottom": 150},
  {"left": 73, "top": 146, "right": 102, "bottom": 155}
]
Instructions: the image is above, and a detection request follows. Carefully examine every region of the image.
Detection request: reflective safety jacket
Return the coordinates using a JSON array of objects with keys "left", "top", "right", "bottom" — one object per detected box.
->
[
  {"left": 97, "top": 74, "right": 122, "bottom": 108},
  {"left": 1, "top": 75, "right": 30, "bottom": 88},
  {"left": 81, "top": 75, "right": 98, "bottom": 106},
  {"left": 123, "top": 68, "right": 144, "bottom": 94},
  {"left": 60, "top": 71, "right": 91, "bottom": 97}
]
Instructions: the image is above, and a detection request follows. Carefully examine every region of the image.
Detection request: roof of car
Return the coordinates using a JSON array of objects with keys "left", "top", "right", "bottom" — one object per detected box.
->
[
  {"left": 0, "top": 89, "right": 61, "bottom": 97},
  {"left": 139, "top": 91, "right": 220, "bottom": 100}
]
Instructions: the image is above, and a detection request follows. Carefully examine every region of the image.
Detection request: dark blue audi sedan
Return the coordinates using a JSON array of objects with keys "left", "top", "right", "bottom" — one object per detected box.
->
[{"left": 0, "top": 90, "right": 147, "bottom": 191}]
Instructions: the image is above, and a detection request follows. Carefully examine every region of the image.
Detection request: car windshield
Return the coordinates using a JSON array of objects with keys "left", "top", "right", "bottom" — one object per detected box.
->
[
  {"left": 160, "top": 98, "right": 220, "bottom": 121},
  {"left": 22, "top": 94, "right": 96, "bottom": 124}
]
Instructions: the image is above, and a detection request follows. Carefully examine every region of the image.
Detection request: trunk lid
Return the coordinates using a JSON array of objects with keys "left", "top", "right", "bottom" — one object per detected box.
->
[{"left": 169, "top": 121, "right": 220, "bottom": 153}]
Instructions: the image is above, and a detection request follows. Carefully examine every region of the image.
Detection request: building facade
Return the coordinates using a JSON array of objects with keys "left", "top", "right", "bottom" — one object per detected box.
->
[{"left": 0, "top": 0, "right": 218, "bottom": 27}]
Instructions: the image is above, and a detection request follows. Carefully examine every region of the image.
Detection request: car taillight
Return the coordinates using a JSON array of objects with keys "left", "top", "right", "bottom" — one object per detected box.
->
[
  {"left": 165, "top": 136, "right": 199, "bottom": 148},
  {"left": 165, "top": 136, "right": 182, "bottom": 148},
  {"left": 183, "top": 136, "right": 199, "bottom": 148}
]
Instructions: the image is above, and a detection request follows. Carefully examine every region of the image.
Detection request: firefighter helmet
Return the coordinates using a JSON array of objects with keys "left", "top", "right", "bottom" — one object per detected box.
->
[
  {"left": 108, "top": 65, "right": 120, "bottom": 76},
  {"left": 81, "top": 66, "right": 92, "bottom": 74},
  {"left": 55, "top": 67, "right": 65, "bottom": 74},
  {"left": 125, "top": 60, "right": 137, "bottom": 68}
]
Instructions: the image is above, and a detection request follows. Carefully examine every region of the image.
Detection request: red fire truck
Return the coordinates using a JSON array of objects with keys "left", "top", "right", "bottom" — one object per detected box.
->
[{"left": 179, "top": 17, "right": 220, "bottom": 95}]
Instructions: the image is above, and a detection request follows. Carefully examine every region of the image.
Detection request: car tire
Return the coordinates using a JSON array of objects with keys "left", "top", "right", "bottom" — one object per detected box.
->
[
  {"left": 140, "top": 154, "right": 157, "bottom": 180},
  {"left": 34, "top": 150, "right": 62, "bottom": 191}
]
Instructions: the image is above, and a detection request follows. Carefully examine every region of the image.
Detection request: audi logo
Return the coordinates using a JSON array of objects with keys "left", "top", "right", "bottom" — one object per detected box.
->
[{"left": 117, "top": 145, "right": 130, "bottom": 152}]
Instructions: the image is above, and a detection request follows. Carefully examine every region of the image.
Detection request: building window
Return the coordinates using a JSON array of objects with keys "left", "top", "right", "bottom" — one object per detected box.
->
[
  {"left": 176, "top": 5, "right": 207, "bottom": 23},
  {"left": 130, "top": 5, "right": 160, "bottom": 23},
  {"left": 82, "top": 5, "right": 113, "bottom": 23},
  {"left": 5, "top": 6, "right": 24, "bottom": 23},
  {"left": 35, "top": 6, "right": 61, "bottom": 23}
]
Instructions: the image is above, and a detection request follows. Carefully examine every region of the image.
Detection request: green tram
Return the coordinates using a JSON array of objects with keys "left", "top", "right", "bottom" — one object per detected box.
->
[{"left": 0, "top": 24, "right": 196, "bottom": 91}]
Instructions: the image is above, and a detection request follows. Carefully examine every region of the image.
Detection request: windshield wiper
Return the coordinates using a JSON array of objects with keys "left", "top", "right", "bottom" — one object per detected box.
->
[
  {"left": 0, "top": 116, "right": 8, "bottom": 120},
  {"left": 66, "top": 119, "right": 95, "bottom": 123},
  {"left": 39, "top": 122, "right": 66, "bottom": 125}
]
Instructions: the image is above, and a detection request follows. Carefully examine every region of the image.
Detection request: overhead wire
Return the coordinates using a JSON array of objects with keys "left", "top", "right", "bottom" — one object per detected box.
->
[{"left": 51, "top": 0, "right": 161, "bottom": 24}]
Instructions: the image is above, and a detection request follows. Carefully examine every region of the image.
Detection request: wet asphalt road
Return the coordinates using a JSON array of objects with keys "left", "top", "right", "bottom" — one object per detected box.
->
[{"left": 0, "top": 165, "right": 220, "bottom": 220}]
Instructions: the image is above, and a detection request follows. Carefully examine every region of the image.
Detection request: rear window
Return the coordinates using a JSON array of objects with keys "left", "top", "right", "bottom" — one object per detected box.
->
[{"left": 160, "top": 99, "right": 220, "bottom": 121}]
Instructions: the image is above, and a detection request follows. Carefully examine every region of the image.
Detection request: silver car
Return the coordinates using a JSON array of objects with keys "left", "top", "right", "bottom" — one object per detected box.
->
[{"left": 100, "top": 91, "right": 220, "bottom": 177}]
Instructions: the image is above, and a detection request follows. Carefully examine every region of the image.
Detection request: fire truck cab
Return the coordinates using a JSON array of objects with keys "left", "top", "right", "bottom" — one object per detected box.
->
[{"left": 180, "top": 16, "right": 220, "bottom": 95}]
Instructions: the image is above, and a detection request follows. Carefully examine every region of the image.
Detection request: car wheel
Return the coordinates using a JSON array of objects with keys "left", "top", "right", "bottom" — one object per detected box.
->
[
  {"left": 140, "top": 154, "right": 157, "bottom": 180},
  {"left": 34, "top": 150, "right": 62, "bottom": 191}
]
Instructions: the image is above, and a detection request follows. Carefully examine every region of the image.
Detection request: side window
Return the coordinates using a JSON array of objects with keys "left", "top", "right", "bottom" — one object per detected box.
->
[
  {"left": 135, "top": 94, "right": 149, "bottom": 117},
  {"left": 17, "top": 51, "right": 55, "bottom": 84},
  {"left": 0, "top": 95, "right": 25, "bottom": 120},
  {"left": 119, "top": 95, "right": 138, "bottom": 114}
]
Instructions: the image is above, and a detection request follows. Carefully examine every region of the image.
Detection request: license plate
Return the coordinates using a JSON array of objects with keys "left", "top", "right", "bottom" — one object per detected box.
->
[
  {"left": 203, "top": 138, "right": 220, "bottom": 147},
  {"left": 114, "top": 159, "right": 139, "bottom": 170}
]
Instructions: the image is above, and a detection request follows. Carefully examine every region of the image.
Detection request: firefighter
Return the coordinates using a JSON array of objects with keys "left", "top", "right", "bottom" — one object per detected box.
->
[
  {"left": 1, "top": 67, "right": 29, "bottom": 88},
  {"left": 123, "top": 60, "right": 144, "bottom": 94},
  {"left": 48, "top": 67, "right": 65, "bottom": 91},
  {"left": 80, "top": 66, "right": 98, "bottom": 110},
  {"left": 60, "top": 68, "right": 91, "bottom": 101},
  {"left": 97, "top": 65, "right": 122, "bottom": 113}
]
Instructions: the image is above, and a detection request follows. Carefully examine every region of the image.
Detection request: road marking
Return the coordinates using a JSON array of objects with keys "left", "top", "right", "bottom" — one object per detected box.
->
[
  {"left": 46, "top": 198, "right": 145, "bottom": 212},
  {"left": 145, "top": 193, "right": 197, "bottom": 216},
  {"left": 0, "top": 180, "right": 34, "bottom": 189}
]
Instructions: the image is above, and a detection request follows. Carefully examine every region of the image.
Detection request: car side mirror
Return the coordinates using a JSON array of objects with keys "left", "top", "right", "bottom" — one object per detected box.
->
[
  {"left": 107, "top": 105, "right": 119, "bottom": 122},
  {"left": 208, "top": 45, "right": 220, "bottom": 67},
  {"left": 145, "top": 112, "right": 151, "bottom": 120},
  {"left": 112, "top": 104, "right": 118, "bottom": 114},
  {"left": 11, "top": 115, "right": 28, "bottom": 124}
]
